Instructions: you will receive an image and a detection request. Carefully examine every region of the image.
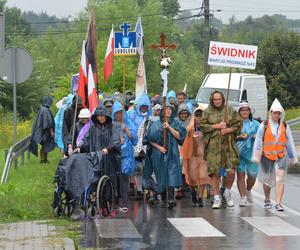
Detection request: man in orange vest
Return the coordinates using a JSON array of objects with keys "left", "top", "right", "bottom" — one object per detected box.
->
[{"left": 252, "top": 98, "right": 298, "bottom": 211}]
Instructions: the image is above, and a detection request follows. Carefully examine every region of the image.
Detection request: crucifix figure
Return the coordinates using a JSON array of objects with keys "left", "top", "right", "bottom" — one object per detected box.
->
[
  {"left": 150, "top": 32, "right": 176, "bottom": 59},
  {"left": 150, "top": 33, "right": 176, "bottom": 148}
]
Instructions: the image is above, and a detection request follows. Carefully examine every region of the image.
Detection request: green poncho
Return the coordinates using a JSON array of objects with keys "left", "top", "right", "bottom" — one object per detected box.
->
[{"left": 200, "top": 105, "right": 242, "bottom": 174}]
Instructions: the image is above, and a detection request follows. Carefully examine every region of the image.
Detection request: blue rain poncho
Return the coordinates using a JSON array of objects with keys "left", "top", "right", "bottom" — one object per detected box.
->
[
  {"left": 127, "top": 93, "right": 151, "bottom": 129},
  {"left": 237, "top": 119, "right": 260, "bottom": 161},
  {"left": 54, "top": 94, "right": 73, "bottom": 150},
  {"left": 112, "top": 101, "right": 138, "bottom": 176},
  {"left": 143, "top": 105, "right": 187, "bottom": 193},
  {"left": 167, "top": 90, "right": 176, "bottom": 101}
]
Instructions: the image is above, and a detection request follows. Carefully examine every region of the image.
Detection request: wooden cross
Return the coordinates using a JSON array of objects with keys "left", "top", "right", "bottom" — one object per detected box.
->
[
  {"left": 150, "top": 33, "right": 176, "bottom": 58},
  {"left": 150, "top": 33, "right": 176, "bottom": 149}
]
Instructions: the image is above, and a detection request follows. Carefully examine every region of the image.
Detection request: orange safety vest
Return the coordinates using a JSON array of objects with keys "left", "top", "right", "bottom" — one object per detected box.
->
[{"left": 263, "top": 122, "right": 287, "bottom": 161}]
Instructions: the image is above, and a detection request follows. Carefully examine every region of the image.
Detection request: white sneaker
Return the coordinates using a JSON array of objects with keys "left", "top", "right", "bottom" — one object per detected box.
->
[
  {"left": 239, "top": 196, "right": 247, "bottom": 207},
  {"left": 246, "top": 190, "right": 253, "bottom": 203},
  {"left": 212, "top": 197, "right": 221, "bottom": 209},
  {"left": 224, "top": 191, "right": 234, "bottom": 207}
]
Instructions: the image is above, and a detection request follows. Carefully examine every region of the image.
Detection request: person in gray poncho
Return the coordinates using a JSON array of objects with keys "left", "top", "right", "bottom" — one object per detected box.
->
[{"left": 29, "top": 96, "right": 55, "bottom": 163}]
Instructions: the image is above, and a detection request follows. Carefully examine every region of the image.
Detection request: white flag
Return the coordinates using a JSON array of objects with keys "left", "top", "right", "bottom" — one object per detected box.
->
[
  {"left": 160, "top": 68, "right": 169, "bottom": 97},
  {"left": 135, "top": 16, "right": 144, "bottom": 56},
  {"left": 136, "top": 55, "right": 147, "bottom": 98}
]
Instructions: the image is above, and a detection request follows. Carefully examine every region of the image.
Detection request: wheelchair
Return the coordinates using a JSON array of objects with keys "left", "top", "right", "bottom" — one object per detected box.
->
[{"left": 52, "top": 153, "right": 116, "bottom": 219}]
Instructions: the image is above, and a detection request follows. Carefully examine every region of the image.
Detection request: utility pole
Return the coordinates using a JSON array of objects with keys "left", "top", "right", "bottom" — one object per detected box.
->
[
  {"left": 203, "top": 0, "right": 210, "bottom": 78},
  {"left": 0, "top": 13, "right": 4, "bottom": 57}
]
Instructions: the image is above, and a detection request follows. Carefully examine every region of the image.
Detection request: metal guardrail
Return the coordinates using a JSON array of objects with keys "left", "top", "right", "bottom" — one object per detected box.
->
[
  {"left": 1, "top": 135, "right": 31, "bottom": 184},
  {"left": 287, "top": 117, "right": 300, "bottom": 127}
]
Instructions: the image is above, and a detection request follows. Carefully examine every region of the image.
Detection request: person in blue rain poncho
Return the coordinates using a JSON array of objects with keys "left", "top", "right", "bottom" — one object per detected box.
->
[
  {"left": 236, "top": 102, "right": 260, "bottom": 207},
  {"left": 143, "top": 102, "right": 186, "bottom": 209},
  {"left": 112, "top": 101, "right": 138, "bottom": 211},
  {"left": 54, "top": 94, "right": 73, "bottom": 152},
  {"left": 128, "top": 93, "right": 152, "bottom": 199},
  {"left": 167, "top": 90, "right": 177, "bottom": 112}
]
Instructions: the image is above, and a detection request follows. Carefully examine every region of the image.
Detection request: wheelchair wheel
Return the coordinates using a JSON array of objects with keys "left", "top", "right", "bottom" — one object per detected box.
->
[
  {"left": 87, "top": 205, "right": 97, "bottom": 220},
  {"left": 54, "top": 205, "right": 63, "bottom": 217},
  {"left": 61, "top": 192, "right": 75, "bottom": 216},
  {"left": 96, "top": 175, "right": 114, "bottom": 217}
]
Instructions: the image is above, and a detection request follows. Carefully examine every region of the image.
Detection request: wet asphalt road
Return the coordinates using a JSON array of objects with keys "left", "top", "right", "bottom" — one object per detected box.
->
[{"left": 79, "top": 175, "right": 300, "bottom": 250}]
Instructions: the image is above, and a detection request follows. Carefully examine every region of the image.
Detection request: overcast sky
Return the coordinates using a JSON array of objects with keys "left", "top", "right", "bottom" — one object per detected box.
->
[{"left": 6, "top": 0, "right": 300, "bottom": 22}]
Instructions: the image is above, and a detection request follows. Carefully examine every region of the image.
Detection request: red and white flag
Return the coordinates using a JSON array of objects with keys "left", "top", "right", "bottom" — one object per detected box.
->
[
  {"left": 88, "top": 64, "right": 98, "bottom": 113},
  {"left": 78, "top": 40, "right": 87, "bottom": 107},
  {"left": 103, "top": 26, "right": 114, "bottom": 81}
]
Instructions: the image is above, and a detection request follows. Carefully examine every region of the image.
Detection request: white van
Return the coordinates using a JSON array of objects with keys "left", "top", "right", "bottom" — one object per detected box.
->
[{"left": 196, "top": 73, "right": 268, "bottom": 120}]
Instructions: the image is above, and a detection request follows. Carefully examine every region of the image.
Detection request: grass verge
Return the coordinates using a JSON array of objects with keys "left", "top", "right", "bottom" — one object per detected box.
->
[
  {"left": 285, "top": 108, "right": 300, "bottom": 121},
  {"left": 0, "top": 148, "right": 82, "bottom": 247},
  {"left": 0, "top": 148, "right": 61, "bottom": 223}
]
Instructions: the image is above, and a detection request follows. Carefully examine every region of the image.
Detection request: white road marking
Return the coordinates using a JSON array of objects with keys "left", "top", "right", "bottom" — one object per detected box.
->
[
  {"left": 231, "top": 184, "right": 300, "bottom": 217},
  {"left": 168, "top": 218, "right": 226, "bottom": 237},
  {"left": 95, "top": 219, "right": 142, "bottom": 238},
  {"left": 242, "top": 216, "right": 300, "bottom": 236}
]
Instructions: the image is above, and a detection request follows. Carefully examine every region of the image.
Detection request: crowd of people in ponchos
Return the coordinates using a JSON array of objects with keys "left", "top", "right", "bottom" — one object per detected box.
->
[{"left": 29, "top": 89, "right": 298, "bottom": 220}]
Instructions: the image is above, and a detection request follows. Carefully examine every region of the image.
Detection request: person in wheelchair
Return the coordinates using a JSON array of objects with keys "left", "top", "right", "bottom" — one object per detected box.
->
[
  {"left": 52, "top": 106, "right": 121, "bottom": 220},
  {"left": 76, "top": 107, "right": 121, "bottom": 214},
  {"left": 65, "top": 108, "right": 91, "bottom": 155}
]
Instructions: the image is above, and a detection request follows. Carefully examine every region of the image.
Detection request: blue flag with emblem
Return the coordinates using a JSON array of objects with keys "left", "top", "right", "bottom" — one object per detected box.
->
[{"left": 114, "top": 22, "right": 137, "bottom": 56}]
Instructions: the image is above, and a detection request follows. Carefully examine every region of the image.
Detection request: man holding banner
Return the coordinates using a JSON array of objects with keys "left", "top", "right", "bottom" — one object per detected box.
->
[
  {"left": 199, "top": 40, "right": 257, "bottom": 209},
  {"left": 200, "top": 91, "right": 242, "bottom": 208}
]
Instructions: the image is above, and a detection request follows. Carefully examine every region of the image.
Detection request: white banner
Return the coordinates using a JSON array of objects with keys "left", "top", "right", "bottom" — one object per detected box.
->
[
  {"left": 135, "top": 16, "right": 144, "bottom": 56},
  {"left": 136, "top": 55, "right": 147, "bottom": 98},
  {"left": 160, "top": 68, "right": 169, "bottom": 97},
  {"left": 208, "top": 41, "right": 258, "bottom": 70}
]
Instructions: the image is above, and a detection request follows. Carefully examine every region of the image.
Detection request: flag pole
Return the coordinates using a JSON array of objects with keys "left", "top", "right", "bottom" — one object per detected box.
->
[
  {"left": 163, "top": 96, "right": 167, "bottom": 148},
  {"left": 71, "top": 94, "right": 79, "bottom": 148},
  {"left": 111, "top": 24, "right": 114, "bottom": 91},
  {"left": 122, "top": 56, "right": 126, "bottom": 133},
  {"left": 111, "top": 71, "right": 114, "bottom": 91},
  {"left": 224, "top": 68, "right": 232, "bottom": 122}
]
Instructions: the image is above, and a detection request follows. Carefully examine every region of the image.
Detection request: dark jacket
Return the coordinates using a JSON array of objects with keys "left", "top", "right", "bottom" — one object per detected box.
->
[
  {"left": 62, "top": 96, "right": 82, "bottom": 147},
  {"left": 29, "top": 96, "right": 55, "bottom": 156},
  {"left": 80, "top": 107, "right": 121, "bottom": 189}
]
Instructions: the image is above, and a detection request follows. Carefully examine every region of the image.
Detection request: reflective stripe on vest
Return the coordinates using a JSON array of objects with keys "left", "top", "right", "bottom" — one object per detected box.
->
[{"left": 263, "top": 122, "right": 287, "bottom": 161}]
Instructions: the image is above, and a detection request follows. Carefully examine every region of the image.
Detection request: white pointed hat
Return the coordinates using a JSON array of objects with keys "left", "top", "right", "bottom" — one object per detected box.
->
[{"left": 270, "top": 98, "right": 284, "bottom": 113}]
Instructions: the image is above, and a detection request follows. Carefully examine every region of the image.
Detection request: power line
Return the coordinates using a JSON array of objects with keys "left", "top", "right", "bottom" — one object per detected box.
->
[
  {"left": 9, "top": 7, "right": 204, "bottom": 26},
  {"left": 6, "top": 14, "right": 201, "bottom": 37},
  {"left": 217, "top": 10, "right": 300, "bottom": 13},
  {"left": 215, "top": 0, "right": 300, "bottom": 9}
]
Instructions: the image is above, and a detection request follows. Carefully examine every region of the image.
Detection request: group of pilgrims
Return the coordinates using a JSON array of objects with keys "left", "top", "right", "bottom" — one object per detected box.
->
[{"left": 29, "top": 88, "right": 298, "bottom": 220}]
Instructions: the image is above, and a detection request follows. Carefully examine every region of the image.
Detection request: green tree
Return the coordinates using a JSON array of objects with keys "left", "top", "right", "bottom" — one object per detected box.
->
[
  {"left": 161, "top": 0, "right": 180, "bottom": 18},
  {"left": 256, "top": 31, "right": 300, "bottom": 108}
]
